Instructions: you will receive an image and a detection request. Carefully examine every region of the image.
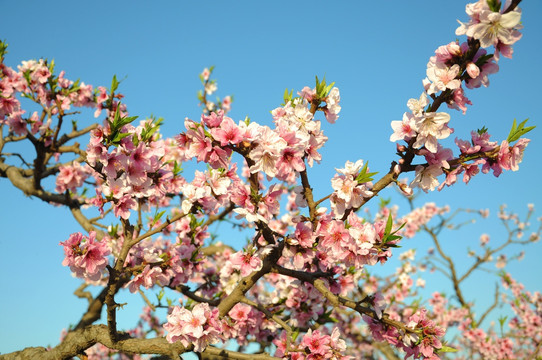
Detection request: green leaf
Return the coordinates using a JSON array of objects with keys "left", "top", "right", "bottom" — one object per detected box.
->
[
  {"left": 49, "top": 59, "right": 55, "bottom": 74},
  {"left": 153, "top": 210, "right": 166, "bottom": 225},
  {"left": 157, "top": 289, "right": 165, "bottom": 302},
  {"left": 173, "top": 161, "right": 183, "bottom": 176},
  {"left": 140, "top": 117, "right": 163, "bottom": 143},
  {"left": 316, "top": 75, "right": 329, "bottom": 98},
  {"left": 111, "top": 132, "right": 131, "bottom": 144},
  {"left": 111, "top": 75, "right": 119, "bottom": 93},
  {"left": 118, "top": 115, "right": 138, "bottom": 128},
  {"left": 379, "top": 197, "right": 391, "bottom": 209},
  {"left": 324, "top": 82, "right": 335, "bottom": 97},
  {"left": 106, "top": 104, "right": 138, "bottom": 146},
  {"left": 292, "top": 328, "right": 300, "bottom": 342},
  {"left": 355, "top": 161, "right": 378, "bottom": 184},
  {"left": 108, "top": 224, "right": 119, "bottom": 236},
  {"left": 283, "top": 88, "right": 293, "bottom": 105},
  {"left": 506, "top": 118, "right": 535, "bottom": 143},
  {"left": 381, "top": 213, "right": 406, "bottom": 246},
  {"left": 475, "top": 53, "right": 494, "bottom": 68},
  {"left": 439, "top": 345, "right": 459, "bottom": 353},
  {"left": 486, "top": 0, "right": 501, "bottom": 12},
  {"left": 0, "top": 40, "right": 8, "bottom": 59},
  {"left": 477, "top": 126, "right": 488, "bottom": 135},
  {"left": 385, "top": 213, "right": 393, "bottom": 236}
]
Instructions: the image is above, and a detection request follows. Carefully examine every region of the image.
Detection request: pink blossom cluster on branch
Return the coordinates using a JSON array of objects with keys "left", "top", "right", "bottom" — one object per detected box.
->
[{"left": 390, "top": 0, "right": 527, "bottom": 194}]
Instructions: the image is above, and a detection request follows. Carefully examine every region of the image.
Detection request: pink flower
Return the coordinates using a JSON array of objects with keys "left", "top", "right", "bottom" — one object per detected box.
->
[
  {"left": 298, "top": 86, "right": 316, "bottom": 102},
  {"left": 201, "top": 68, "right": 210, "bottom": 81},
  {"left": 127, "top": 265, "right": 171, "bottom": 293},
  {"left": 55, "top": 162, "right": 89, "bottom": 193},
  {"left": 319, "top": 220, "right": 351, "bottom": 261},
  {"left": 448, "top": 86, "right": 472, "bottom": 114},
  {"left": 426, "top": 63, "right": 461, "bottom": 95},
  {"left": 411, "top": 165, "right": 443, "bottom": 193},
  {"left": 294, "top": 222, "right": 315, "bottom": 248},
  {"left": 0, "top": 96, "right": 20, "bottom": 118},
  {"left": 412, "top": 111, "right": 453, "bottom": 153},
  {"left": 7, "top": 111, "right": 27, "bottom": 135},
  {"left": 248, "top": 126, "right": 285, "bottom": 178},
  {"left": 324, "top": 87, "right": 341, "bottom": 123},
  {"left": 466, "top": 9, "right": 522, "bottom": 48},
  {"left": 230, "top": 249, "right": 263, "bottom": 277},
  {"left": 31, "top": 63, "right": 51, "bottom": 84},
  {"left": 221, "top": 95, "right": 232, "bottom": 113},
  {"left": 164, "top": 303, "right": 222, "bottom": 352},
  {"left": 113, "top": 195, "right": 137, "bottom": 219},
  {"left": 228, "top": 303, "right": 252, "bottom": 323},
  {"left": 210, "top": 116, "right": 243, "bottom": 146},
  {"left": 423, "top": 146, "right": 453, "bottom": 169},
  {"left": 407, "top": 93, "right": 429, "bottom": 117},
  {"left": 301, "top": 329, "right": 331, "bottom": 355},
  {"left": 390, "top": 112, "right": 417, "bottom": 142},
  {"left": 59, "top": 232, "right": 110, "bottom": 281}
]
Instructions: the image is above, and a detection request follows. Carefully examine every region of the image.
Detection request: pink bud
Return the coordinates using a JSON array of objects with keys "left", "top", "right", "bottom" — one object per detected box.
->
[
  {"left": 447, "top": 42, "right": 461, "bottom": 56},
  {"left": 466, "top": 62, "right": 480, "bottom": 78}
]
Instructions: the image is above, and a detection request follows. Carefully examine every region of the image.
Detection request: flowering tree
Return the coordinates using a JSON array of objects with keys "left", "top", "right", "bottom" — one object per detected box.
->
[{"left": 0, "top": 1, "right": 540, "bottom": 359}]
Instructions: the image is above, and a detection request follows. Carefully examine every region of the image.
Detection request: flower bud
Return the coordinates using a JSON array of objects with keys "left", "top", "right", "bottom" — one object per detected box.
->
[
  {"left": 466, "top": 62, "right": 480, "bottom": 78},
  {"left": 447, "top": 42, "right": 461, "bottom": 56}
]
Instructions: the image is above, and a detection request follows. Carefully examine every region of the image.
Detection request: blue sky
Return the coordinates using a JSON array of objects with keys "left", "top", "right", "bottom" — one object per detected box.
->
[{"left": 1, "top": 0, "right": 541, "bottom": 355}]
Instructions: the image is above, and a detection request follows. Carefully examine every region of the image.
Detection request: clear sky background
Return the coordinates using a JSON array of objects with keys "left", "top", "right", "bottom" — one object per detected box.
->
[{"left": 1, "top": 0, "right": 541, "bottom": 356}]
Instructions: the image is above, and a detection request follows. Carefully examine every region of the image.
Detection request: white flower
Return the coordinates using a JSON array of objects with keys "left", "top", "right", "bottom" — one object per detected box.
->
[
  {"left": 335, "top": 159, "right": 365, "bottom": 177},
  {"left": 412, "top": 112, "right": 452, "bottom": 153},
  {"left": 410, "top": 165, "right": 443, "bottom": 192},
  {"left": 407, "top": 93, "right": 429, "bottom": 117},
  {"left": 467, "top": 10, "right": 522, "bottom": 48}
]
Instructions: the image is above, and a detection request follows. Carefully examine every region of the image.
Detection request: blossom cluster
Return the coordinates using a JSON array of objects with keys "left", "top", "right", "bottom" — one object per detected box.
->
[
  {"left": 329, "top": 160, "right": 373, "bottom": 217},
  {"left": 59, "top": 231, "right": 110, "bottom": 281},
  {"left": 454, "top": 273, "right": 542, "bottom": 359},
  {"left": 163, "top": 302, "right": 223, "bottom": 352},
  {"left": 85, "top": 118, "right": 177, "bottom": 219},
  {"left": 389, "top": 0, "right": 529, "bottom": 193},
  {"left": 0, "top": 58, "right": 95, "bottom": 138},
  {"left": 55, "top": 161, "right": 91, "bottom": 194},
  {"left": 456, "top": 0, "right": 522, "bottom": 57},
  {"left": 274, "top": 328, "right": 351, "bottom": 360}
]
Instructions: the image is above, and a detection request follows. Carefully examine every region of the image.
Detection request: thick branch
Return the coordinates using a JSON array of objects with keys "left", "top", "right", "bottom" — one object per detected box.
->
[
  {"left": 0, "top": 325, "right": 188, "bottom": 360},
  {"left": 0, "top": 325, "right": 282, "bottom": 360}
]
